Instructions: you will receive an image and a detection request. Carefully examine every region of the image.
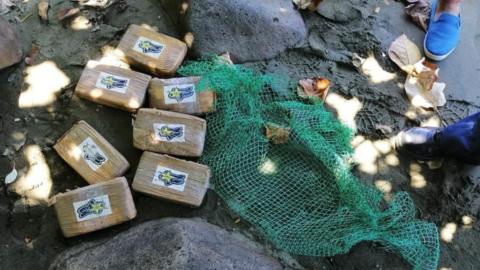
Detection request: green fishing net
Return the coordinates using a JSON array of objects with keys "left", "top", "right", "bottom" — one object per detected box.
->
[{"left": 178, "top": 57, "right": 439, "bottom": 270}]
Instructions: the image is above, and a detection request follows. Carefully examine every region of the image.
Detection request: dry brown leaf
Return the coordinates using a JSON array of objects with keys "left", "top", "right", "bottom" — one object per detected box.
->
[
  {"left": 404, "top": 59, "right": 446, "bottom": 109},
  {"left": 388, "top": 34, "right": 422, "bottom": 74},
  {"left": 405, "top": 0, "right": 431, "bottom": 32},
  {"left": 218, "top": 52, "right": 234, "bottom": 65},
  {"left": 414, "top": 59, "right": 439, "bottom": 92},
  {"left": 293, "top": 0, "right": 322, "bottom": 10},
  {"left": 38, "top": 0, "right": 49, "bottom": 22},
  {"left": 57, "top": 7, "right": 80, "bottom": 22},
  {"left": 417, "top": 69, "right": 438, "bottom": 91},
  {"left": 297, "top": 77, "right": 330, "bottom": 101},
  {"left": 265, "top": 123, "right": 290, "bottom": 144},
  {"left": 25, "top": 44, "right": 39, "bottom": 65}
]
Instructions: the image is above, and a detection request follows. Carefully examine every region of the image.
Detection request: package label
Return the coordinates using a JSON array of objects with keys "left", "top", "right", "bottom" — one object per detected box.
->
[
  {"left": 152, "top": 166, "right": 188, "bottom": 192},
  {"left": 133, "top": 37, "right": 165, "bottom": 58},
  {"left": 79, "top": 137, "right": 108, "bottom": 171},
  {"left": 95, "top": 72, "right": 130, "bottom": 93},
  {"left": 73, "top": 194, "right": 113, "bottom": 222},
  {"left": 153, "top": 123, "right": 185, "bottom": 142},
  {"left": 163, "top": 84, "right": 196, "bottom": 104}
]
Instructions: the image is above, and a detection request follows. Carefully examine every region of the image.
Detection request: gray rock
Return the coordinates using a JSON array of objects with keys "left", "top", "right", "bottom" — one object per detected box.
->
[
  {"left": 316, "top": 0, "right": 362, "bottom": 22},
  {"left": 0, "top": 17, "right": 22, "bottom": 70},
  {"left": 184, "top": 0, "right": 307, "bottom": 63},
  {"left": 49, "top": 218, "right": 283, "bottom": 270}
]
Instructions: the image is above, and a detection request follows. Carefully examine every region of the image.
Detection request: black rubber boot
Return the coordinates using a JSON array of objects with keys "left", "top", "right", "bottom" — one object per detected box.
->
[
  {"left": 395, "top": 112, "right": 480, "bottom": 165},
  {"left": 395, "top": 127, "right": 443, "bottom": 161},
  {"left": 436, "top": 112, "right": 480, "bottom": 165}
]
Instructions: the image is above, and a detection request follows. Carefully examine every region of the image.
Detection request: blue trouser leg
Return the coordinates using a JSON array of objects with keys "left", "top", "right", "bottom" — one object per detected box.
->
[{"left": 437, "top": 112, "right": 480, "bottom": 164}]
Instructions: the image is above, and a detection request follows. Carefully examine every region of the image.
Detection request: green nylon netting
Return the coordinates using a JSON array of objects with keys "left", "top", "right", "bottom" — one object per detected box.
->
[{"left": 178, "top": 57, "right": 439, "bottom": 270}]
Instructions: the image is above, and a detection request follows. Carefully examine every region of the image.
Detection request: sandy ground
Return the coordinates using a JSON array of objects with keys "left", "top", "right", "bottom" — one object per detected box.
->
[{"left": 0, "top": 0, "right": 480, "bottom": 269}]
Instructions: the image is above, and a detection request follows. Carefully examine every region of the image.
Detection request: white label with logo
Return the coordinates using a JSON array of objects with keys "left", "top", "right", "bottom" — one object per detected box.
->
[
  {"left": 73, "top": 194, "right": 113, "bottom": 222},
  {"left": 95, "top": 72, "right": 130, "bottom": 93},
  {"left": 133, "top": 37, "right": 165, "bottom": 58},
  {"left": 153, "top": 123, "right": 186, "bottom": 142},
  {"left": 163, "top": 84, "right": 197, "bottom": 105},
  {"left": 152, "top": 166, "right": 188, "bottom": 192},
  {"left": 78, "top": 137, "right": 108, "bottom": 171}
]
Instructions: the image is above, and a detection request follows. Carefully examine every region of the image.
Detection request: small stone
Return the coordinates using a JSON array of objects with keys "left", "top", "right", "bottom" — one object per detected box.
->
[{"left": 7, "top": 72, "right": 17, "bottom": 82}]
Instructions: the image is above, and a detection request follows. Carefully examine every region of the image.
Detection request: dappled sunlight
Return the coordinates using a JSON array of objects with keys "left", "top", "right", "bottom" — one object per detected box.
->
[
  {"left": 70, "top": 15, "right": 93, "bottom": 30},
  {"left": 385, "top": 153, "right": 400, "bottom": 166},
  {"left": 461, "top": 215, "right": 474, "bottom": 229},
  {"left": 12, "top": 145, "right": 52, "bottom": 204},
  {"left": 128, "top": 98, "right": 141, "bottom": 108},
  {"left": 440, "top": 222, "right": 457, "bottom": 243},
  {"left": 139, "top": 23, "right": 158, "bottom": 32},
  {"left": 258, "top": 158, "right": 277, "bottom": 175},
  {"left": 88, "top": 89, "right": 103, "bottom": 99},
  {"left": 462, "top": 215, "right": 473, "bottom": 226},
  {"left": 420, "top": 115, "right": 442, "bottom": 128},
  {"left": 66, "top": 142, "right": 82, "bottom": 162},
  {"left": 375, "top": 179, "right": 392, "bottom": 193},
  {"left": 180, "top": 1, "right": 189, "bottom": 15},
  {"left": 19, "top": 61, "right": 70, "bottom": 108},
  {"left": 409, "top": 162, "right": 427, "bottom": 189},
  {"left": 353, "top": 136, "right": 398, "bottom": 175},
  {"left": 359, "top": 54, "right": 397, "bottom": 84},
  {"left": 184, "top": 32, "right": 195, "bottom": 48},
  {"left": 375, "top": 179, "right": 393, "bottom": 200},
  {"left": 97, "top": 46, "right": 129, "bottom": 68},
  {"left": 440, "top": 268, "right": 453, "bottom": 270},
  {"left": 354, "top": 139, "right": 380, "bottom": 174},
  {"left": 325, "top": 93, "right": 362, "bottom": 129},
  {"left": 404, "top": 106, "right": 418, "bottom": 121}
]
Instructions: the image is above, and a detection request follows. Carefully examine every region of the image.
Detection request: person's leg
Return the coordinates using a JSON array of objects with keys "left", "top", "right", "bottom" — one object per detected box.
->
[
  {"left": 424, "top": 0, "right": 462, "bottom": 61},
  {"left": 437, "top": 0, "right": 462, "bottom": 17},
  {"left": 395, "top": 112, "right": 480, "bottom": 165}
]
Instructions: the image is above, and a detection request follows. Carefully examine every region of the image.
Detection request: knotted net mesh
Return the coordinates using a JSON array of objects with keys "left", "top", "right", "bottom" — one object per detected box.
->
[{"left": 178, "top": 57, "right": 439, "bottom": 270}]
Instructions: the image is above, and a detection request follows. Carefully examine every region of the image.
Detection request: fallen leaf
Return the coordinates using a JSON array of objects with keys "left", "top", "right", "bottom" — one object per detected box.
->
[
  {"left": 404, "top": 59, "right": 446, "bottom": 108},
  {"left": 388, "top": 34, "right": 422, "bottom": 74},
  {"left": 5, "top": 166, "right": 18, "bottom": 184},
  {"left": 1, "top": 0, "right": 17, "bottom": 14},
  {"left": 265, "top": 123, "right": 290, "bottom": 144},
  {"left": 417, "top": 69, "right": 438, "bottom": 91},
  {"left": 412, "top": 59, "right": 439, "bottom": 92},
  {"left": 293, "top": 0, "right": 322, "bottom": 10},
  {"left": 57, "top": 7, "right": 80, "bottom": 22},
  {"left": 293, "top": 0, "right": 311, "bottom": 9},
  {"left": 75, "top": 0, "right": 115, "bottom": 8},
  {"left": 38, "top": 0, "right": 49, "bottom": 22},
  {"left": 218, "top": 52, "right": 234, "bottom": 65},
  {"left": 297, "top": 77, "right": 330, "bottom": 101},
  {"left": 25, "top": 44, "right": 39, "bottom": 65},
  {"left": 405, "top": 0, "right": 431, "bottom": 32}
]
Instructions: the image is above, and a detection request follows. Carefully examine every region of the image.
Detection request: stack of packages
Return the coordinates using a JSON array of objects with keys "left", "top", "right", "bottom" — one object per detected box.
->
[{"left": 52, "top": 25, "right": 215, "bottom": 237}]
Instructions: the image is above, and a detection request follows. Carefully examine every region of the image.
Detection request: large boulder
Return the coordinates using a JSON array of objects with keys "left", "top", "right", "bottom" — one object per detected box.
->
[
  {"left": 49, "top": 218, "right": 283, "bottom": 270},
  {"left": 184, "top": 0, "right": 307, "bottom": 63},
  {"left": 0, "top": 17, "right": 22, "bottom": 70}
]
